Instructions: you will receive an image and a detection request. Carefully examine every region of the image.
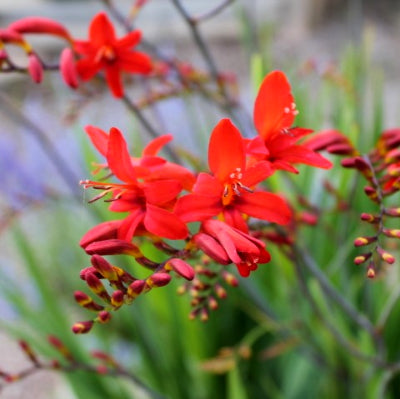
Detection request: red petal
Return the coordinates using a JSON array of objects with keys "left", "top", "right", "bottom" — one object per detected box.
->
[
  {"left": 253, "top": 71, "right": 295, "bottom": 140},
  {"left": 76, "top": 58, "right": 99, "bottom": 80},
  {"left": 241, "top": 161, "right": 273, "bottom": 187},
  {"left": 144, "top": 204, "right": 188, "bottom": 239},
  {"left": 85, "top": 125, "right": 109, "bottom": 157},
  {"left": 143, "top": 179, "right": 182, "bottom": 205},
  {"left": 59, "top": 47, "right": 79, "bottom": 89},
  {"left": 143, "top": 134, "right": 173, "bottom": 156},
  {"left": 174, "top": 194, "right": 222, "bottom": 222},
  {"left": 118, "top": 208, "right": 145, "bottom": 241},
  {"left": 273, "top": 145, "right": 333, "bottom": 169},
  {"left": 119, "top": 51, "right": 152, "bottom": 74},
  {"left": 236, "top": 191, "right": 292, "bottom": 225},
  {"left": 107, "top": 127, "right": 137, "bottom": 183},
  {"left": 193, "top": 173, "right": 222, "bottom": 196},
  {"left": 208, "top": 119, "right": 245, "bottom": 181},
  {"left": 89, "top": 12, "right": 116, "bottom": 46},
  {"left": 105, "top": 65, "right": 123, "bottom": 97},
  {"left": 115, "top": 30, "right": 142, "bottom": 48}
]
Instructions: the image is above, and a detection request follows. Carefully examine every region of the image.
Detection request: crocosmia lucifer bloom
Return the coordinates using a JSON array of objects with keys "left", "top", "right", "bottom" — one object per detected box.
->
[
  {"left": 81, "top": 127, "right": 189, "bottom": 240},
  {"left": 74, "top": 12, "right": 152, "bottom": 97},
  {"left": 247, "top": 70, "right": 332, "bottom": 173},
  {"left": 175, "top": 118, "right": 291, "bottom": 232}
]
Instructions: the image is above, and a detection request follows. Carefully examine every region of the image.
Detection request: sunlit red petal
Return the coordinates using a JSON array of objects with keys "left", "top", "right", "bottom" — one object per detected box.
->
[
  {"left": 75, "top": 58, "right": 100, "bottom": 80},
  {"left": 241, "top": 161, "right": 273, "bottom": 187},
  {"left": 208, "top": 118, "right": 245, "bottom": 181},
  {"left": 105, "top": 65, "right": 123, "bottom": 97},
  {"left": 119, "top": 51, "right": 152, "bottom": 74},
  {"left": 192, "top": 173, "right": 223, "bottom": 196},
  {"left": 222, "top": 208, "right": 249, "bottom": 233},
  {"left": 174, "top": 194, "right": 222, "bottom": 222},
  {"left": 107, "top": 127, "right": 137, "bottom": 183},
  {"left": 253, "top": 70, "right": 295, "bottom": 140},
  {"left": 143, "top": 134, "right": 173, "bottom": 156},
  {"left": 115, "top": 30, "right": 142, "bottom": 48},
  {"left": 89, "top": 12, "right": 116, "bottom": 46},
  {"left": 118, "top": 208, "right": 145, "bottom": 241},
  {"left": 85, "top": 125, "right": 109, "bottom": 157},
  {"left": 235, "top": 191, "right": 292, "bottom": 225},
  {"left": 273, "top": 145, "right": 333, "bottom": 169},
  {"left": 144, "top": 203, "right": 188, "bottom": 239},
  {"left": 143, "top": 179, "right": 182, "bottom": 205}
]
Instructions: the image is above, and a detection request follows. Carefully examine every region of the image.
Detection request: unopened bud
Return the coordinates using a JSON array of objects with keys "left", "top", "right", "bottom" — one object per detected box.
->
[
  {"left": 354, "top": 253, "right": 372, "bottom": 265},
  {"left": 127, "top": 279, "right": 146, "bottom": 298},
  {"left": 27, "top": 53, "right": 43, "bottom": 83},
  {"left": 91, "top": 255, "right": 118, "bottom": 283},
  {"left": 193, "top": 233, "right": 230, "bottom": 265},
  {"left": 364, "top": 186, "right": 378, "bottom": 202},
  {"left": 85, "top": 239, "right": 141, "bottom": 257},
  {"left": 59, "top": 47, "right": 78, "bottom": 88},
  {"left": 384, "top": 208, "right": 400, "bottom": 217},
  {"left": 86, "top": 273, "right": 111, "bottom": 303},
  {"left": 221, "top": 270, "right": 239, "bottom": 287},
  {"left": 214, "top": 284, "right": 227, "bottom": 299},
  {"left": 72, "top": 320, "right": 94, "bottom": 334},
  {"left": 111, "top": 290, "right": 124, "bottom": 308},
  {"left": 208, "top": 296, "right": 218, "bottom": 311},
  {"left": 48, "top": 335, "right": 73, "bottom": 361},
  {"left": 97, "top": 310, "right": 112, "bottom": 324},
  {"left": 383, "top": 228, "right": 400, "bottom": 238},
  {"left": 18, "top": 340, "right": 39, "bottom": 365},
  {"left": 80, "top": 220, "right": 121, "bottom": 248},
  {"left": 146, "top": 273, "right": 171, "bottom": 288},
  {"left": 200, "top": 308, "right": 209, "bottom": 322},
  {"left": 74, "top": 291, "right": 104, "bottom": 311},
  {"left": 354, "top": 236, "right": 377, "bottom": 247},
  {"left": 367, "top": 265, "right": 376, "bottom": 279},
  {"left": 166, "top": 258, "right": 195, "bottom": 280},
  {"left": 377, "top": 247, "right": 395, "bottom": 264},
  {"left": 360, "top": 213, "right": 380, "bottom": 224}
]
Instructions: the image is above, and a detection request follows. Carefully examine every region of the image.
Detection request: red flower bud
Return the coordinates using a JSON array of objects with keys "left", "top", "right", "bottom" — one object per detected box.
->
[
  {"left": 27, "top": 53, "right": 43, "bottom": 83},
  {"left": 59, "top": 47, "right": 78, "bottom": 88},
  {"left": 354, "top": 236, "right": 377, "bottom": 247},
  {"left": 85, "top": 239, "right": 141, "bottom": 257},
  {"left": 146, "top": 273, "right": 171, "bottom": 288},
  {"left": 90, "top": 255, "right": 118, "bottom": 283},
  {"left": 377, "top": 247, "right": 395, "bottom": 264},
  {"left": 111, "top": 290, "right": 124, "bottom": 308},
  {"left": 354, "top": 253, "right": 372, "bottom": 265},
  {"left": 97, "top": 311, "right": 112, "bottom": 324},
  {"left": 166, "top": 258, "right": 195, "bottom": 280},
  {"left": 72, "top": 320, "right": 94, "bottom": 334},
  {"left": 193, "top": 233, "right": 230, "bottom": 265},
  {"left": 80, "top": 220, "right": 122, "bottom": 249}
]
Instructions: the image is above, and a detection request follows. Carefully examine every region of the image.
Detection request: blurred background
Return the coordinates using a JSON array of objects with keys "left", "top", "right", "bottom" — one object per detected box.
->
[{"left": 1, "top": 0, "right": 400, "bottom": 398}]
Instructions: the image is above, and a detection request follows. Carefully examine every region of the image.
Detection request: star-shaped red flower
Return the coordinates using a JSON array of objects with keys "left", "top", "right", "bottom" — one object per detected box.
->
[{"left": 74, "top": 12, "right": 152, "bottom": 97}]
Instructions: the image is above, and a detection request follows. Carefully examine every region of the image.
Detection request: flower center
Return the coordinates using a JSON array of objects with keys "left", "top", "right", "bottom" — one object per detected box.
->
[
  {"left": 222, "top": 168, "right": 253, "bottom": 206},
  {"left": 95, "top": 45, "right": 116, "bottom": 63}
]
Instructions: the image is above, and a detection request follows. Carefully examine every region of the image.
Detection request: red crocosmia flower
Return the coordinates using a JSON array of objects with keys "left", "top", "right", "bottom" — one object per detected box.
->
[
  {"left": 175, "top": 118, "right": 291, "bottom": 231},
  {"left": 74, "top": 12, "right": 152, "bottom": 97},
  {"left": 85, "top": 125, "right": 195, "bottom": 191},
  {"left": 81, "top": 127, "right": 188, "bottom": 240},
  {"left": 247, "top": 70, "right": 332, "bottom": 173},
  {"left": 195, "top": 219, "right": 271, "bottom": 277}
]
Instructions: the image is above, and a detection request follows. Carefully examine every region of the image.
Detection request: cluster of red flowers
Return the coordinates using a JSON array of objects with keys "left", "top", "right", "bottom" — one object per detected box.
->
[
  {"left": 71, "top": 70, "right": 332, "bottom": 332},
  {"left": 0, "top": 12, "right": 152, "bottom": 97}
]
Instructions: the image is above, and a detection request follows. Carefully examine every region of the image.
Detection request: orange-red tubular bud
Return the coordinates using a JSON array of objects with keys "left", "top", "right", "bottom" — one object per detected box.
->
[
  {"left": 97, "top": 310, "right": 112, "bottom": 324},
  {"left": 85, "top": 273, "right": 111, "bottom": 303},
  {"left": 127, "top": 279, "right": 146, "bottom": 298},
  {"left": 72, "top": 320, "right": 94, "bottom": 334},
  {"left": 341, "top": 157, "right": 372, "bottom": 177},
  {"left": 146, "top": 273, "right": 171, "bottom": 288},
  {"left": 48, "top": 335, "right": 74, "bottom": 361},
  {"left": 193, "top": 233, "right": 230, "bottom": 265},
  {"left": 166, "top": 258, "right": 195, "bottom": 280},
  {"left": 384, "top": 208, "right": 400, "bottom": 217},
  {"left": 80, "top": 266, "right": 102, "bottom": 280},
  {"left": 85, "top": 239, "right": 141, "bottom": 257},
  {"left": 59, "top": 47, "right": 78, "bottom": 88},
  {"left": 208, "top": 296, "right": 219, "bottom": 310},
  {"left": 80, "top": 220, "right": 122, "bottom": 249},
  {"left": 18, "top": 340, "right": 39, "bottom": 365},
  {"left": 354, "top": 252, "right": 372, "bottom": 265},
  {"left": 91, "top": 255, "right": 118, "bottom": 283},
  {"left": 364, "top": 186, "right": 378, "bottom": 202},
  {"left": 354, "top": 236, "right": 377, "bottom": 247},
  {"left": 360, "top": 213, "right": 381, "bottom": 224},
  {"left": 377, "top": 247, "right": 395, "bottom": 264},
  {"left": 383, "top": 228, "right": 400, "bottom": 238},
  {"left": 221, "top": 270, "right": 239, "bottom": 287},
  {"left": 74, "top": 291, "right": 104, "bottom": 311},
  {"left": 27, "top": 53, "right": 43, "bottom": 83},
  {"left": 111, "top": 290, "right": 124, "bottom": 308},
  {"left": 200, "top": 308, "right": 209, "bottom": 322},
  {"left": 214, "top": 283, "right": 227, "bottom": 299},
  {"left": 8, "top": 17, "right": 72, "bottom": 41},
  {"left": 367, "top": 264, "right": 376, "bottom": 279}
]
